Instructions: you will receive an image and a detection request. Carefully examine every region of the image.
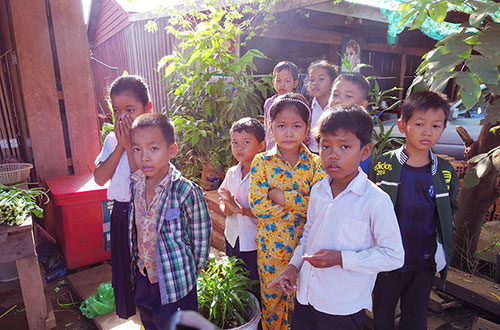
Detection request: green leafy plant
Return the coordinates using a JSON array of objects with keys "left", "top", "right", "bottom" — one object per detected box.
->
[
  {"left": 339, "top": 53, "right": 372, "bottom": 74},
  {"left": 157, "top": 0, "right": 274, "bottom": 184},
  {"left": 198, "top": 256, "right": 258, "bottom": 329},
  {"left": 0, "top": 183, "right": 50, "bottom": 226},
  {"left": 368, "top": 80, "right": 405, "bottom": 161}
]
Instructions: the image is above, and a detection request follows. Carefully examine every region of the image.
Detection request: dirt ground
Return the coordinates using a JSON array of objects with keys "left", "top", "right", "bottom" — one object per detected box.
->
[
  {"left": 0, "top": 274, "right": 96, "bottom": 330},
  {"left": 1, "top": 259, "right": 500, "bottom": 330}
]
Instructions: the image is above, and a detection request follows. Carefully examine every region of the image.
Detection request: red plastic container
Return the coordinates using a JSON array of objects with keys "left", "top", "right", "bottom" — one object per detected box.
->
[{"left": 45, "top": 174, "right": 111, "bottom": 269}]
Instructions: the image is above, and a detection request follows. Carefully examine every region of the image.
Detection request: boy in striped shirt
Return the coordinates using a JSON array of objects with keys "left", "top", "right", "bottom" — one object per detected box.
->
[{"left": 129, "top": 113, "right": 211, "bottom": 330}]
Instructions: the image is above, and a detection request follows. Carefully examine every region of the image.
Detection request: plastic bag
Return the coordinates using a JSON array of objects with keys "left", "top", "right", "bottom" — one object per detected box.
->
[{"left": 80, "top": 281, "right": 116, "bottom": 319}]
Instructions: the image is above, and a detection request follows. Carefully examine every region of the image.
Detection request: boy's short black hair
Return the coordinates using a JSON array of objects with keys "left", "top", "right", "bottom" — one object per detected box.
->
[
  {"left": 333, "top": 73, "right": 370, "bottom": 100},
  {"left": 131, "top": 113, "right": 175, "bottom": 145},
  {"left": 270, "top": 93, "right": 310, "bottom": 124},
  {"left": 307, "top": 60, "right": 338, "bottom": 83},
  {"left": 313, "top": 105, "right": 373, "bottom": 147},
  {"left": 402, "top": 91, "right": 450, "bottom": 124},
  {"left": 231, "top": 117, "right": 265, "bottom": 143},
  {"left": 109, "top": 75, "right": 151, "bottom": 106},
  {"left": 273, "top": 61, "right": 299, "bottom": 81}
]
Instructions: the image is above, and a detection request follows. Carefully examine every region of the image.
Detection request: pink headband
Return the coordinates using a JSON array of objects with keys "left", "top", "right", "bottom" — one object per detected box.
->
[{"left": 270, "top": 97, "right": 312, "bottom": 116}]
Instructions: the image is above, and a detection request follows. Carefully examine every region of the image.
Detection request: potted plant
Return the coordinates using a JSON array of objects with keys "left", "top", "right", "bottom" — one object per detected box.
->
[
  {"left": 156, "top": 1, "right": 273, "bottom": 189},
  {"left": 197, "top": 255, "right": 261, "bottom": 330}
]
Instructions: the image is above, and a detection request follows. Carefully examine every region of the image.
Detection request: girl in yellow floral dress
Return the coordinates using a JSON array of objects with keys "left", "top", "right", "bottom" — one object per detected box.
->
[{"left": 249, "top": 93, "right": 325, "bottom": 330}]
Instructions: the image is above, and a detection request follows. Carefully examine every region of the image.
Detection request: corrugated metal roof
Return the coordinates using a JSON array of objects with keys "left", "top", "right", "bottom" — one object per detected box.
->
[{"left": 124, "top": 18, "right": 178, "bottom": 113}]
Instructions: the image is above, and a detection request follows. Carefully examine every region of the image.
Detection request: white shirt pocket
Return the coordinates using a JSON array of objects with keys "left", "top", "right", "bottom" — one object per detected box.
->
[{"left": 337, "top": 216, "right": 371, "bottom": 251}]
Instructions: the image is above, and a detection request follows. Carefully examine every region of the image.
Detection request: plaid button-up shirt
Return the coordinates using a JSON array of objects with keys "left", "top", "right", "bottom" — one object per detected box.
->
[{"left": 129, "top": 165, "right": 212, "bottom": 304}]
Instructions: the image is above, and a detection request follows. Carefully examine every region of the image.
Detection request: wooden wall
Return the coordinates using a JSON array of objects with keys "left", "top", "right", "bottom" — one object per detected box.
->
[
  {"left": 91, "top": 30, "right": 129, "bottom": 119},
  {"left": 8, "top": 0, "right": 68, "bottom": 180},
  {"left": 6, "top": 0, "right": 101, "bottom": 237},
  {"left": 49, "top": 0, "right": 101, "bottom": 175},
  {"left": 93, "top": 0, "right": 129, "bottom": 48}
]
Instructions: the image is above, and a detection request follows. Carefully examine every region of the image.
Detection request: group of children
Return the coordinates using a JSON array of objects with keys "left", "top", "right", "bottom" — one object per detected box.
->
[{"left": 94, "top": 58, "right": 458, "bottom": 330}]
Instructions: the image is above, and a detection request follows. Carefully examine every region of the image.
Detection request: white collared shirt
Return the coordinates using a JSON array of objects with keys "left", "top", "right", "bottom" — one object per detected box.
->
[
  {"left": 219, "top": 163, "right": 258, "bottom": 251},
  {"left": 309, "top": 98, "right": 328, "bottom": 153},
  {"left": 289, "top": 170, "right": 404, "bottom": 315},
  {"left": 95, "top": 132, "right": 131, "bottom": 202}
]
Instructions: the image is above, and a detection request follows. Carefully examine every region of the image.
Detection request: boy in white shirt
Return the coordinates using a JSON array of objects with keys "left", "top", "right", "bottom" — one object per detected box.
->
[
  {"left": 268, "top": 105, "right": 404, "bottom": 330},
  {"left": 218, "top": 118, "right": 266, "bottom": 299}
]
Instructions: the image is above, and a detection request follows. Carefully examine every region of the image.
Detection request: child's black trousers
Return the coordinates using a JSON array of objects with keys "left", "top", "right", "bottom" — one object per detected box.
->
[
  {"left": 373, "top": 269, "right": 435, "bottom": 330},
  {"left": 110, "top": 201, "right": 136, "bottom": 319},
  {"left": 291, "top": 299, "right": 366, "bottom": 330}
]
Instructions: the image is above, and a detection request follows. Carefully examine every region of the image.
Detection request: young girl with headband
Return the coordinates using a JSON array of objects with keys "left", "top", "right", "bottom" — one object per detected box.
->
[{"left": 249, "top": 93, "right": 325, "bottom": 330}]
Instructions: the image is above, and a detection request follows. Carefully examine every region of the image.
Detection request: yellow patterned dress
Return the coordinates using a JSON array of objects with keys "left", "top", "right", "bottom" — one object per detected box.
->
[{"left": 249, "top": 145, "right": 325, "bottom": 330}]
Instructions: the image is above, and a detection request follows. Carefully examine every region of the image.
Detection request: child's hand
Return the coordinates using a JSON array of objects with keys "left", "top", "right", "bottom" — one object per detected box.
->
[
  {"left": 267, "top": 265, "right": 298, "bottom": 296},
  {"left": 219, "top": 188, "right": 243, "bottom": 214},
  {"left": 302, "top": 249, "right": 342, "bottom": 268},
  {"left": 268, "top": 188, "right": 285, "bottom": 206},
  {"left": 115, "top": 114, "right": 133, "bottom": 150}
]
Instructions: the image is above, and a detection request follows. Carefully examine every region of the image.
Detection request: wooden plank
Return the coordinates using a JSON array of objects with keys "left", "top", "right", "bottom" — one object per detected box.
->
[
  {"left": 0, "top": 1, "right": 33, "bottom": 164},
  {"left": 95, "top": 17, "right": 130, "bottom": 48},
  {"left": 364, "top": 42, "right": 427, "bottom": 57},
  {"left": 472, "top": 316, "right": 500, "bottom": 330},
  {"left": 399, "top": 53, "right": 407, "bottom": 100},
  {"left": 45, "top": 291, "right": 56, "bottom": 329},
  {"left": 9, "top": 0, "right": 68, "bottom": 180},
  {"left": 306, "top": 1, "right": 389, "bottom": 23},
  {"left": 204, "top": 190, "right": 226, "bottom": 252},
  {"left": 273, "top": 0, "right": 331, "bottom": 13},
  {"left": 329, "top": 44, "right": 341, "bottom": 66},
  {"left": 49, "top": 0, "right": 101, "bottom": 175},
  {"left": 0, "top": 62, "right": 21, "bottom": 160},
  {"left": 434, "top": 267, "right": 500, "bottom": 316},
  {"left": 0, "top": 217, "right": 36, "bottom": 264},
  {"left": 265, "top": 24, "right": 342, "bottom": 45},
  {"left": 67, "top": 263, "right": 141, "bottom": 330},
  {"left": 16, "top": 256, "right": 48, "bottom": 330},
  {"left": 428, "top": 290, "right": 445, "bottom": 312},
  {"left": 427, "top": 313, "right": 450, "bottom": 330}
]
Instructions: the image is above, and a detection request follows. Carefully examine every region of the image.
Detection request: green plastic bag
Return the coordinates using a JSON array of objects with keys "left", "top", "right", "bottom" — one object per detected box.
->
[{"left": 80, "top": 281, "right": 116, "bottom": 319}]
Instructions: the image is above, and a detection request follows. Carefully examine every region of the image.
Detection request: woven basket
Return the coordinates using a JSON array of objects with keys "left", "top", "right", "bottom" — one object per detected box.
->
[{"left": 0, "top": 163, "right": 33, "bottom": 185}]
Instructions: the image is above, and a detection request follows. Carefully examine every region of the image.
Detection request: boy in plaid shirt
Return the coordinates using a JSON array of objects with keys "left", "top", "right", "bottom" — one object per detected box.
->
[{"left": 128, "top": 113, "right": 212, "bottom": 330}]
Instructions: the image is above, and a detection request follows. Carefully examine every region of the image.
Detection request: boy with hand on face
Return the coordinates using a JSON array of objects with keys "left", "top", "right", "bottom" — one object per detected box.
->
[
  {"left": 370, "top": 91, "right": 459, "bottom": 330},
  {"left": 268, "top": 105, "right": 404, "bottom": 330}
]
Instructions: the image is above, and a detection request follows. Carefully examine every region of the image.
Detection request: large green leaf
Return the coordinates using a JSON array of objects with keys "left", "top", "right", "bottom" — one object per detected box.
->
[
  {"left": 469, "top": 1, "right": 500, "bottom": 27},
  {"left": 410, "top": 8, "right": 428, "bottom": 30},
  {"left": 430, "top": 71, "right": 460, "bottom": 92},
  {"left": 475, "top": 24, "right": 500, "bottom": 63},
  {"left": 157, "top": 55, "right": 177, "bottom": 70},
  {"left": 427, "top": 53, "right": 464, "bottom": 76},
  {"left": 455, "top": 72, "right": 482, "bottom": 109},
  {"left": 428, "top": 1, "right": 448, "bottom": 23},
  {"left": 463, "top": 168, "right": 480, "bottom": 188},
  {"left": 481, "top": 97, "right": 500, "bottom": 125},
  {"left": 465, "top": 55, "right": 499, "bottom": 85}
]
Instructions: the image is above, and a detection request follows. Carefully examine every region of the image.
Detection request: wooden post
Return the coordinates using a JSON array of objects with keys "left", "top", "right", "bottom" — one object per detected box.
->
[
  {"left": 399, "top": 53, "right": 407, "bottom": 100},
  {"left": 8, "top": 0, "right": 68, "bottom": 180},
  {"left": 17, "top": 256, "right": 48, "bottom": 330},
  {"left": 496, "top": 252, "right": 500, "bottom": 284},
  {"left": 49, "top": 0, "right": 101, "bottom": 175},
  {"left": 329, "top": 44, "right": 341, "bottom": 67}
]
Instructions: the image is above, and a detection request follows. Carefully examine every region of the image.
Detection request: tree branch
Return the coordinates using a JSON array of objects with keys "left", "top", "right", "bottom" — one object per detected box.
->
[{"left": 456, "top": 125, "right": 475, "bottom": 147}]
